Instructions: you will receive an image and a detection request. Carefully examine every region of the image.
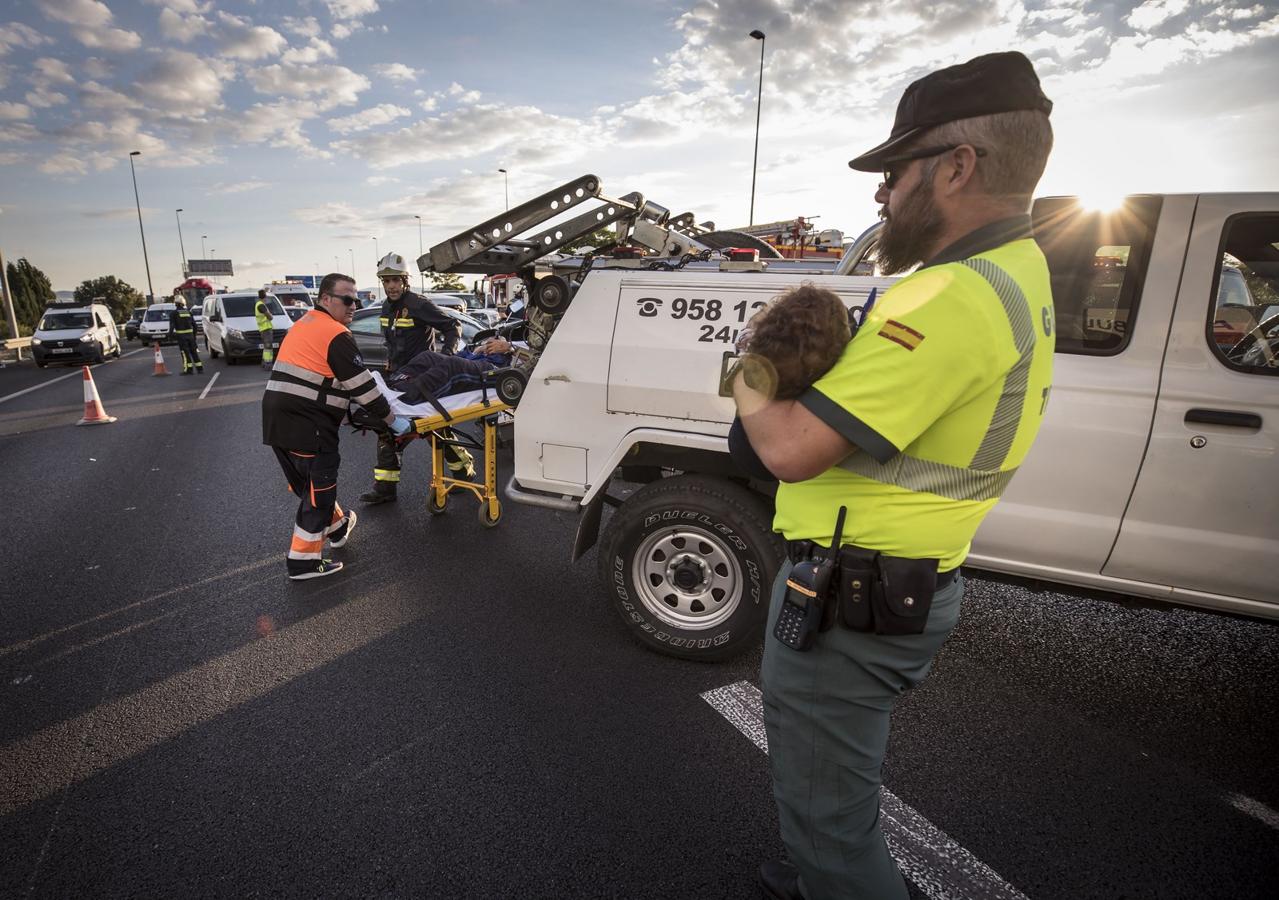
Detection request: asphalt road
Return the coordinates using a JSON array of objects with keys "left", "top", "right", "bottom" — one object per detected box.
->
[{"left": 0, "top": 349, "right": 1276, "bottom": 898}]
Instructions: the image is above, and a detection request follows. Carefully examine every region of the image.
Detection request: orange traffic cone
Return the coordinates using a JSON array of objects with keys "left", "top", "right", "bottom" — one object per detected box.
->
[
  {"left": 152, "top": 342, "right": 170, "bottom": 376},
  {"left": 76, "top": 366, "right": 117, "bottom": 426}
]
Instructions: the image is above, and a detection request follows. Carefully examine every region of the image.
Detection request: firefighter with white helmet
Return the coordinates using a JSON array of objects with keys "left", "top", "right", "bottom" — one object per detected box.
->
[{"left": 359, "top": 251, "right": 475, "bottom": 504}]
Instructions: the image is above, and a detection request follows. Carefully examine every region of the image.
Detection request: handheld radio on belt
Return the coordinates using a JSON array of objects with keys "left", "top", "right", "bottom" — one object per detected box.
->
[{"left": 774, "top": 506, "right": 846, "bottom": 651}]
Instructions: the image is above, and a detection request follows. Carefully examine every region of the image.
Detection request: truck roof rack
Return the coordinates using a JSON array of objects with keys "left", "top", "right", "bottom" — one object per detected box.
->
[{"left": 418, "top": 173, "right": 782, "bottom": 276}]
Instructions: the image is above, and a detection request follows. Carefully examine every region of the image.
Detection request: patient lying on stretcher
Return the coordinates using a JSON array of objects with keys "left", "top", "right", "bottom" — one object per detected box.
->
[{"left": 384, "top": 341, "right": 513, "bottom": 407}]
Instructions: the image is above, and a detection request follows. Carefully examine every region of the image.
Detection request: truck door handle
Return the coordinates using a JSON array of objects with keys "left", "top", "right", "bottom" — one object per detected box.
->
[{"left": 1185, "top": 408, "right": 1262, "bottom": 429}]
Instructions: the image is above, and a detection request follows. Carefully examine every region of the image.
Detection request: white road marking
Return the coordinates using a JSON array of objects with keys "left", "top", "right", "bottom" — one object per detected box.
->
[
  {"left": 197, "top": 370, "right": 220, "bottom": 400},
  {"left": 0, "top": 348, "right": 146, "bottom": 406},
  {"left": 1226, "top": 792, "right": 1279, "bottom": 831},
  {"left": 701, "top": 680, "right": 1030, "bottom": 900}
]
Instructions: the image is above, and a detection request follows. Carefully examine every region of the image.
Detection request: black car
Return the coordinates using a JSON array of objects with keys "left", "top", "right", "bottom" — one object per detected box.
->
[
  {"left": 125, "top": 307, "right": 146, "bottom": 341},
  {"left": 348, "top": 307, "right": 485, "bottom": 368}
]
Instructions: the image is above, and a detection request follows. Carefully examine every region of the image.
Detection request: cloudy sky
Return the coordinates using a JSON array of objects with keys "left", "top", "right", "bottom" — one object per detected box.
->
[{"left": 0, "top": 0, "right": 1276, "bottom": 294}]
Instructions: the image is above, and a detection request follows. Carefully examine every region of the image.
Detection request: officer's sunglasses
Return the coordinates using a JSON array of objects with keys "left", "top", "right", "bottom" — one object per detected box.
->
[
  {"left": 880, "top": 144, "right": 987, "bottom": 191},
  {"left": 323, "top": 292, "right": 360, "bottom": 306}
]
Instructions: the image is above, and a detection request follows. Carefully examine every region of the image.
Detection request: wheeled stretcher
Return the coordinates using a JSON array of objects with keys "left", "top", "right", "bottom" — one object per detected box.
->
[{"left": 353, "top": 368, "right": 526, "bottom": 526}]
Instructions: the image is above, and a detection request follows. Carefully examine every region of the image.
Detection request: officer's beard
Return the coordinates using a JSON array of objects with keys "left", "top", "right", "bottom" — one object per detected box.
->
[{"left": 875, "top": 174, "right": 945, "bottom": 275}]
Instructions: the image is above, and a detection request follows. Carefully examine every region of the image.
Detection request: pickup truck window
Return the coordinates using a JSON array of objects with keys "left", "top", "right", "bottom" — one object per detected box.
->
[
  {"left": 1032, "top": 196, "right": 1161, "bottom": 355},
  {"left": 1209, "top": 215, "right": 1279, "bottom": 375}
]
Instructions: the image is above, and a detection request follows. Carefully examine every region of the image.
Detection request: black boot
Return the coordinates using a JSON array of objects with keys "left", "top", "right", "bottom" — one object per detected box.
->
[{"left": 359, "top": 485, "right": 397, "bottom": 505}]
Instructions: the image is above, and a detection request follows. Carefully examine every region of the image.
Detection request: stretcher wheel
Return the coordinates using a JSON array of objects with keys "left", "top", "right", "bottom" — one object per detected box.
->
[
  {"left": 495, "top": 370, "right": 526, "bottom": 406},
  {"left": 428, "top": 493, "right": 447, "bottom": 515},
  {"left": 478, "top": 500, "right": 501, "bottom": 528}
]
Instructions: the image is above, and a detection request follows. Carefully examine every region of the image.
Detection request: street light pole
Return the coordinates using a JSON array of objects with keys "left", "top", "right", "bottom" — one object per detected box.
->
[
  {"left": 748, "top": 30, "right": 766, "bottom": 226},
  {"left": 371, "top": 236, "right": 379, "bottom": 301},
  {"left": 201, "top": 235, "right": 207, "bottom": 259},
  {"left": 498, "top": 168, "right": 509, "bottom": 211},
  {"left": 128, "top": 151, "right": 156, "bottom": 303},
  {"left": 175, "top": 208, "right": 188, "bottom": 277},
  {"left": 414, "top": 214, "right": 424, "bottom": 292}
]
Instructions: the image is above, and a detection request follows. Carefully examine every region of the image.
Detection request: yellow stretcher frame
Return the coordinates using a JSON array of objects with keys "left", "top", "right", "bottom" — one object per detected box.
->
[{"left": 409, "top": 396, "right": 512, "bottom": 527}]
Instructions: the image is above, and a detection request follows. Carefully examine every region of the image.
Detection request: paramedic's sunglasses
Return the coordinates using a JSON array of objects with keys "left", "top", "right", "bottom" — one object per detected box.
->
[
  {"left": 324, "top": 292, "right": 360, "bottom": 306},
  {"left": 880, "top": 144, "right": 987, "bottom": 191}
]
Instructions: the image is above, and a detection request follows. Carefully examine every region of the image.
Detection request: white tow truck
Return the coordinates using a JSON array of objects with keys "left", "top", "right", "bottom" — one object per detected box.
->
[{"left": 419, "top": 177, "right": 1279, "bottom": 661}]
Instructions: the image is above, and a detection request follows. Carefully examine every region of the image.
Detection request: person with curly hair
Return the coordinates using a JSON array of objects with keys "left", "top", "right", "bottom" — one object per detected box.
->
[{"left": 737, "top": 283, "right": 852, "bottom": 401}]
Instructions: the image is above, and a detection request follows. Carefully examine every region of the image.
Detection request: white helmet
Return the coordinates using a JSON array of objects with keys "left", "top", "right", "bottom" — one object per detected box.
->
[{"left": 377, "top": 252, "right": 410, "bottom": 279}]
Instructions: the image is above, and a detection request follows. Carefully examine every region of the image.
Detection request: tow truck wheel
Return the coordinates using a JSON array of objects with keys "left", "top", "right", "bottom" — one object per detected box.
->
[{"left": 599, "top": 474, "right": 783, "bottom": 662}]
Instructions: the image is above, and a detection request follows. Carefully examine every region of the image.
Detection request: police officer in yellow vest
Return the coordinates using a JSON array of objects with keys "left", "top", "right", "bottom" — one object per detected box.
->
[
  {"left": 255, "top": 289, "right": 275, "bottom": 370},
  {"left": 735, "top": 52, "right": 1055, "bottom": 900},
  {"left": 170, "top": 296, "right": 203, "bottom": 375}
]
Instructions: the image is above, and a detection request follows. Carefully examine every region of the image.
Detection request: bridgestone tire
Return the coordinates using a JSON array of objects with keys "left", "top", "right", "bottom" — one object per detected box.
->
[{"left": 599, "top": 474, "right": 783, "bottom": 662}]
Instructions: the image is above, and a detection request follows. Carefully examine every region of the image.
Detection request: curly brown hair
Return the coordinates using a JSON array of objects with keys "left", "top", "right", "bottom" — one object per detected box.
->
[{"left": 739, "top": 284, "right": 851, "bottom": 400}]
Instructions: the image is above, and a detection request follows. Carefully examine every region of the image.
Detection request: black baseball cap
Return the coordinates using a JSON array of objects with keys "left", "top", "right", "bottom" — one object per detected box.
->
[{"left": 848, "top": 51, "right": 1052, "bottom": 171}]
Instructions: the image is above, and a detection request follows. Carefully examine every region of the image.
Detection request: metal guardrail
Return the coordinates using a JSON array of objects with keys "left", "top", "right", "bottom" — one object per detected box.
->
[{"left": 1, "top": 336, "right": 31, "bottom": 362}]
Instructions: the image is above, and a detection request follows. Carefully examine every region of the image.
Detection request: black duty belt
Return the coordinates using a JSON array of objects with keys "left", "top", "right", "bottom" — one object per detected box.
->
[{"left": 787, "top": 540, "right": 958, "bottom": 589}]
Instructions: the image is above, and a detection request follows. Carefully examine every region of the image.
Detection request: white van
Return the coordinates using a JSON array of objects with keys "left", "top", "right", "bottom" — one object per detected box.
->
[
  {"left": 138, "top": 302, "right": 178, "bottom": 345},
  {"left": 265, "top": 282, "right": 313, "bottom": 308},
  {"left": 202, "top": 291, "right": 292, "bottom": 365},
  {"left": 31, "top": 299, "right": 121, "bottom": 367}
]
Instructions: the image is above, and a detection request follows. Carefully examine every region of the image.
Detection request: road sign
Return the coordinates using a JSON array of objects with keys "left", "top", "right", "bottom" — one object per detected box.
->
[{"left": 187, "top": 259, "right": 234, "bottom": 276}]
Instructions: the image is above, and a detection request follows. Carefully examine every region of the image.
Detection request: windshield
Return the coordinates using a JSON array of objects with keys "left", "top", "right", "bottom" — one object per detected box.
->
[
  {"left": 39, "top": 311, "right": 92, "bottom": 330},
  {"left": 130, "top": 309, "right": 145, "bottom": 321},
  {"left": 144, "top": 308, "right": 172, "bottom": 322},
  {"left": 223, "top": 296, "right": 285, "bottom": 318}
]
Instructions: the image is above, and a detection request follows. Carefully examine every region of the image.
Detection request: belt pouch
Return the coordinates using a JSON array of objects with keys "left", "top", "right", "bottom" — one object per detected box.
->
[
  {"left": 837, "top": 545, "right": 879, "bottom": 633},
  {"left": 872, "top": 556, "right": 939, "bottom": 636}
]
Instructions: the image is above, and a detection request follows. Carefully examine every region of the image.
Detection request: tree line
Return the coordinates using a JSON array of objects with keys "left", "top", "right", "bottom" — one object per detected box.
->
[{"left": 1, "top": 258, "right": 144, "bottom": 340}]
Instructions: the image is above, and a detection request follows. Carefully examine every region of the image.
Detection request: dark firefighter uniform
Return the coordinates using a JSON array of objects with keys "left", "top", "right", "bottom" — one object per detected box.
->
[
  {"left": 362, "top": 290, "right": 473, "bottom": 502},
  {"left": 170, "top": 304, "right": 202, "bottom": 374},
  {"left": 263, "top": 306, "right": 389, "bottom": 579}
]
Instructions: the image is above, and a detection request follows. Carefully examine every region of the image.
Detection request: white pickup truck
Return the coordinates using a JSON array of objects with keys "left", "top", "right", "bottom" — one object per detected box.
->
[{"left": 431, "top": 186, "right": 1278, "bottom": 661}]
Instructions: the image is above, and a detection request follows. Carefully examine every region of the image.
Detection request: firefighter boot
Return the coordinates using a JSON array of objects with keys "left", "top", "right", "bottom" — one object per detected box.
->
[{"left": 359, "top": 483, "right": 398, "bottom": 505}]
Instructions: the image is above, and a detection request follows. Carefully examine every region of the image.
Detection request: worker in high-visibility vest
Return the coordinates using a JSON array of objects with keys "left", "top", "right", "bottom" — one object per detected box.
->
[
  {"left": 262, "top": 272, "right": 411, "bottom": 580},
  {"left": 255, "top": 289, "right": 276, "bottom": 370},
  {"left": 170, "top": 297, "right": 203, "bottom": 374},
  {"left": 738, "top": 51, "right": 1056, "bottom": 900}
]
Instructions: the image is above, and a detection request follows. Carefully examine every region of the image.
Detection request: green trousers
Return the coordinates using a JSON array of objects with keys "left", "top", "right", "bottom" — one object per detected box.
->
[{"left": 761, "top": 560, "right": 964, "bottom": 900}]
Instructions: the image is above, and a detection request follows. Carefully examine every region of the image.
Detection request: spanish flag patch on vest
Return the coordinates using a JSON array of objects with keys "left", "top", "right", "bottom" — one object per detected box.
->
[{"left": 878, "top": 319, "right": 925, "bottom": 350}]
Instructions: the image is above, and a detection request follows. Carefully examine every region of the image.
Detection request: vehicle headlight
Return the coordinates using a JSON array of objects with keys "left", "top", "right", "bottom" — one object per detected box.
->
[
  {"left": 31, "top": 338, "right": 42, "bottom": 346},
  {"left": 227, "top": 328, "right": 245, "bottom": 340},
  {"left": 79, "top": 333, "right": 95, "bottom": 343}
]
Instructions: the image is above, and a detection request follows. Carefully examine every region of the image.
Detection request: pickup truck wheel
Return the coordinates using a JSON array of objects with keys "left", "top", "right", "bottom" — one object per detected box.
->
[{"left": 599, "top": 474, "right": 782, "bottom": 662}]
